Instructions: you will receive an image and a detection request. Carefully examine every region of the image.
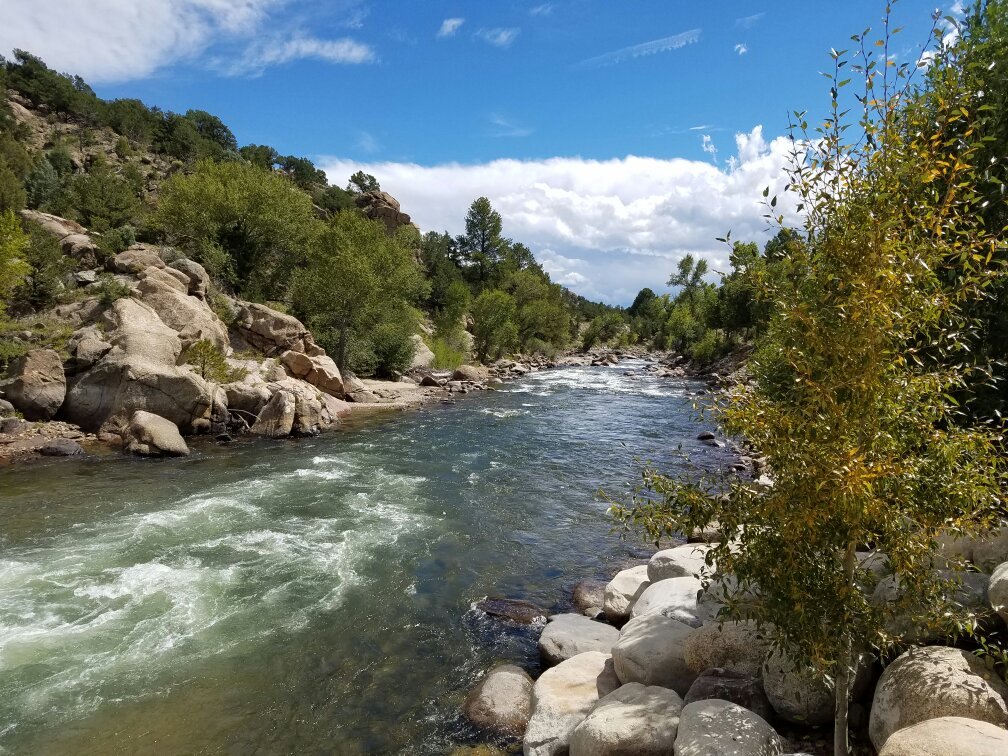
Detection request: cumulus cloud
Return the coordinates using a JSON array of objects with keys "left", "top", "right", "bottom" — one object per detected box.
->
[
  {"left": 437, "top": 18, "right": 465, "bottom": 39},
  {"left": 581, "top": 29, "right": 701, "bottom": 68},
  {"left": 320, "top": 126, "right": 798, "bottom": 304},
  {"left": 701, "top": 134, "right": 718, "bottom": 163},
  {"left": 476, "top": 28, "right": 521, "bottom": 48},
  {"left": 0, "top": 0, "right": 373, "bottom": 82},
  {"left": 734, "top": 43, "right": 748, "bottom": 55}
]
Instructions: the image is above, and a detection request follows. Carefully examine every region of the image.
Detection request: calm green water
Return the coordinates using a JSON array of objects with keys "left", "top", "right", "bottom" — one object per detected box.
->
[{"left": 0, "top": 363, "right": 735, "bottom": 754}]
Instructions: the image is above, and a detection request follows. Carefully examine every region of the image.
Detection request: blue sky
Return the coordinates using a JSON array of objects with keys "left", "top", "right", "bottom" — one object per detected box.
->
[{"left": 3, "top": 1, "right": 955, "bottom": 303}]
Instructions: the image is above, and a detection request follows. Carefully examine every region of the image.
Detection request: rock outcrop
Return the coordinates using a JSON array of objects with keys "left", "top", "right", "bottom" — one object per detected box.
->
[
  {"left": 234, "top": 302, "right": 311, "bottom": 355},
  {"left": 249, "top": 389, "right": 297, "bottom": 437},
  {"left": 355, "top": 190, "right": 414, "bottom": 234},
  {"left": 0, "top": 348, "right": 66, "bottom": 420}
]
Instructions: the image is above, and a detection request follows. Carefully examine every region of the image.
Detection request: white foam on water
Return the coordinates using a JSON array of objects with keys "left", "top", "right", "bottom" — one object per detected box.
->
[
  {"left": 479, "top": 408, "right": 528, "bottom": 418},
  {"left": 0, "top": 456, "right": 431, "bottom": 732}
]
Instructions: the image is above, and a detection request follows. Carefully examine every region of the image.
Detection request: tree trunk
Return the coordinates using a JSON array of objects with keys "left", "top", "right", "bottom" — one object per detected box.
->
[{"left": 834, "top": 542, "right": 857, "bottom": 756}]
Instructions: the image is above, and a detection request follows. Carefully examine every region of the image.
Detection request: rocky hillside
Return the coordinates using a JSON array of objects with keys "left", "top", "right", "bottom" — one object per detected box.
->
[{"left": 0, "top": 207, "right": 448, "bottom": 460}]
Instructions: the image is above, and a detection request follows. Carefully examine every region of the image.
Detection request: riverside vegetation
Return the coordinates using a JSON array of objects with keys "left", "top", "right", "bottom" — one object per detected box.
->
[{"left": 2, "top": 2, "right": 1008, "bottom": 756}]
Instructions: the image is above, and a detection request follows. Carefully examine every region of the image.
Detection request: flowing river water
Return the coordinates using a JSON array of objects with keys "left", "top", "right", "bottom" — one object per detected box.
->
[{"left": 0, "top": 362, "right": 737, "bottom": 754}]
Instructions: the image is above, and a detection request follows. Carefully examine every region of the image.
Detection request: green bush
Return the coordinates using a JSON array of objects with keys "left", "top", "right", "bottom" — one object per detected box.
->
[
  {"left": 95, "top": 273, "right": 132, "bottom": 305},
  {"left": 9, "top": 224, "right": 72, "bottom": 314},
  {"left": 24, "top": 156, "right": 59, "bottom": 209},
  {"left": 183, "top": 338, "right": 245, "bottom": 383},
  {"left": 368, "top": 322, "right": 416, "bottom": 378},
  {"left": 430, "top": 334, "right": 467, "bottom": 370},
  {"left": 687, "top": 329, "right": 723, "bottom": 366},
  {"left": 96, "top": 224, "right": 136, "bottom": 260}
]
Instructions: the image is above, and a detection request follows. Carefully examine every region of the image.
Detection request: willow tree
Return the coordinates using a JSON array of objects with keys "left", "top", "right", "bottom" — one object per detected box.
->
[{"left": 614, "top": 9, "right": 1007, "bottom": 756}]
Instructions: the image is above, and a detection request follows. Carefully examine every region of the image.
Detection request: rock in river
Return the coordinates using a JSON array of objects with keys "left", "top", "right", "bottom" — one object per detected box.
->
[{"left": 538, "top": 613, "right": 619, "bottom": 666}]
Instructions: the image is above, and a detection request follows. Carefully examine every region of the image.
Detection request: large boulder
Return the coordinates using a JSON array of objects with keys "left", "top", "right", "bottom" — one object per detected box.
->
[
  {"left": 869, "top": 646, "right": 1008, "bottom": 750},
  {"left": 249, "top": 389, "right": 296, "bottom": 437},
  {"left": 223, "top": 380, "right": 273, "bottom": 419},
  {"left": 234, "top": 302, "right": 311, "bottom": 355},
  {"left": 464, "top": 664, "right": 533, "bottom": 738},
  {"left": 169, "top": 258, "right": 210, "bottom": 299},
  {"left": 611, "top": 613, "right": 696, "bottom": 695},
  {"left": 355, "top": 190, "right": 413, "bottom": 233},
  {"left": 67, "top": 325, "right": 112, "bottom": 373},
  {"left": 268, "top": 378, "right": 331, "bottom": 434},
  {"left": 872, "top": 571, "right": 993, "bottom": 643},
  {"left": 602, "top": 565, "right": 650, "bottom": 623},
  {"left": 683, "top": 621, "right": 772, "bottom": 677},
  {"left": 989, "top": 562, "right": 1008, "bottom": 625},
  {"left": 674, "top": 699, "right": 784, "bottom": 756},
  {"left": 572, "top": 580, "right": 606, "bottom": 618},
  {"left": 568, "top": 683, "right": 682, "bottom": 756},
  {"left": 524, "top": 652, "right": 620, "bottom": 756},
  {"left": 18, "top": 209, "right": 86, "bottom": 238},
  {"left": 647, "top": 544, "right": 713, "bottom": 582},
  {"left": 877, "top": 716, "right": 1008, "bottom": 756},
  {"left": 0, "top": 348, "right": 66, "bottom": 420},
  {"left": 453, "top": 364, "right": 489, "bottom": 382},
  {"left": 124, "top": 411, "right": 189, "bottom": 456},
  {"left": 630, "top": 576, "right": 713, "bottom": 628},
  {"left": 136, "top": 266, "right": 229, "bottom": 351},
  {"left": 683, "top": 669, "right": 774, "bottom": 723},
  {"left": 63, "top": 299, "right": 213, "bottom": 432},
  {"left": 410, "top": 335, "right": 435, "bottom": 370},
  {"left": 973, "top": 524, "right": 1008, "bottom": 573},
  {"left": 280, "top": 350, "right": 344, "bottom": 398},
  {"left": 761, "top": 651, "right": 834, "bottom": 726},
  {"left": 538, "top": 614, "right": 619, "bottom": 667},
  {"left": 112, "top": 245, "right": 164, "bottom": 274}
]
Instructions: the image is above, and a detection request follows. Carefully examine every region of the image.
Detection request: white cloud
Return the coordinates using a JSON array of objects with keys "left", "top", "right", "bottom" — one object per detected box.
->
[
  {"left": 320, "top": 126, "right": 798, "bottom": 305},
  {"left": 0, "top": 0, "right": 373, "bottom": 82},
  {"left": 530, "top": 3, "right": 555, "bottom": 16},
  {"left": 581, "top": 29, "right": 701, "bottom": 68},
  {"left": 226, "top": 34, "right": 375, "bottom": 75},
  {"left": 356, "top": 131, "right": 380, "bottom": 154},
  {"left": 734, "top": 43, "right": 748, "bottom": 55},
  {"left": 701, "top": 134, "right": 718, "bottom": 164},
  {"left": 437, "top": 17, "right": 465, "bottom": 39},
  {"left": 476, "top": 28, "right": 521, "bottom": 48}
]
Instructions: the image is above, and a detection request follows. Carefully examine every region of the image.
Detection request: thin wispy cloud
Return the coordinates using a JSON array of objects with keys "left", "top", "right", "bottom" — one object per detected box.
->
[
  {"left": 734, "top": 43, "right": 748, "bottom": 55},
  {"left": 488, "top": 113, "right": 533, "bottom": 138},
  {"left": 689, "top": 124, "right": 711, "bottom": 131},
  {"left": 476, "top": 27, "right": 521, "bottom": 48},
  {"left": 343, "top": 6, "right": 370, "bottom": 30},
  {"left": 530, "top": 3, "right": 555, "bottom": 16},
  {"left": 437, "top": 17, "right": 465, "bottom": 39},
  {"left": 356, "top": 131, "right": 380, "bottom": 154},
  {"left": 225, "top": 34, "right": 376, "bottom": 76},
  {"left": 702, "top": 134, "right": 718, "bottom": 164},
  {"left": 580, "top": 29, "right": 701, "bottom": 68},
  {"left": 736, "top": 12, "right": 765, "bottom": 28}
]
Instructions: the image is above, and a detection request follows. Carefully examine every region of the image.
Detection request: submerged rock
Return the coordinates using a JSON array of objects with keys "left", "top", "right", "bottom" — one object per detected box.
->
[{"left": 477, "top": 597, "right": 546, "bottom": 626}]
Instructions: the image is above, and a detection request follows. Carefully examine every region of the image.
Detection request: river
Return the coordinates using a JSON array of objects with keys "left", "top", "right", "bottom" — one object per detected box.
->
[{"left": 0, "top": 362, "right": 736, "bottom": 754}]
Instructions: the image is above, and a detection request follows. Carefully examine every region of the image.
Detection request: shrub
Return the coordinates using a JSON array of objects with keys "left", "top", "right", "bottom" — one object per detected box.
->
[
  {"left": 96, "top": 224, "right": 136, "bottom": 260},
  {"left": 23, "top": 156, "right": 59, "bottom": 209},
  {"left": 95, "top": 273, "right": 132, "bottom": 305},
  {"left": 430, "top": 335, "right": 466, "bottom": 370},
  {"left": 687, "top": 329, "right": 723, "bottom": 366},
  {"left": 368, "top": 322, "right": 416, "bottom": 378},
  {"left": 183, "top": 339, "right": 245, "bottom": 383}
]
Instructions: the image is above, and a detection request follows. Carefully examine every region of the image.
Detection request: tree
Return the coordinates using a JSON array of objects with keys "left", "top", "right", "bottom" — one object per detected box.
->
[
  {"left": 0, "top": 163, "right": 26, "bottom": 213},
  {"left": 291, "top": 212, "right": 426, "bottom": 373},
  {"left": 471, "top": 289, "right": 518, "bottom": 361},
  {"left": 104, "top": 98, "right": 160, "bottom": 146},
  {"left": 347, "top": 170, "right": 380, "bottom": 193},
  {"left": 459, "top": 196, "right": 507, "bottom": 287},
  {"left": 64, "top": 158, "right": 139, "bottom": 232},
  {"left": 627, "top": 288, "right": 657, "bottom": 318},
  {"left": 152, "top": 159, "right": 319, "bottom": 300},
  {"left": 239, "top": 144, "right": 279, "bottom": 170},
  {"left": 0, "top": 210, "right": 29, "bottom": 313},
  {"left": 614, "top": 13, "right": 1008, "bottom": 756},
  {"left": 667, "top": 253, "right": 709, "bottom": 294},
  {"left": 278, "top": 155, "right": 327, "bottom": 190},
  {"left": 184, "top": 109, "right": 237, "bottom": 154}
]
